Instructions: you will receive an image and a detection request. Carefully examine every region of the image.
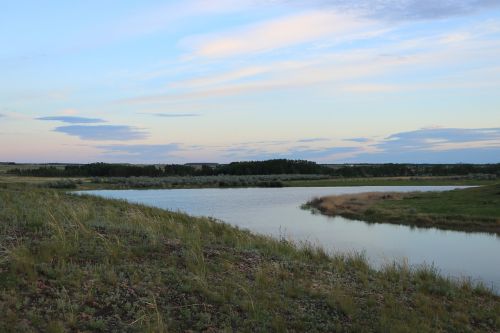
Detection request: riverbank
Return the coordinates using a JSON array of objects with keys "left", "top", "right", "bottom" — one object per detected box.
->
[
  {"left": 1, "top": 174, "right": 497, "bottom": 191},
  {"left": 284, "top": 176, "right": 497, "bottom": 187},
  {"left": 0, "top": 186, "right": 498, "bottom": 331},
  {"left": 304, "top": 184, "right": 500, "bottom": 234}
]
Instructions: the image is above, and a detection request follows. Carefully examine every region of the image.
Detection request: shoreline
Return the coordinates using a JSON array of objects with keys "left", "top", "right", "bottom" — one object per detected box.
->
[
  {"left": 1, "top": 174, "right": 497, "bottom": 191},
  {"left": 303, "top": 185, "right": 500, "bottom": 235}
]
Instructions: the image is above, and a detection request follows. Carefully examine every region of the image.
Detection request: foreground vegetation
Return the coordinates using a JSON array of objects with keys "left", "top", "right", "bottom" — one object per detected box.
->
[
  {"left": 304, "top": 184, "right": 500, "bottom": 234},
  {"left": 0, "top": 186, "right": 498, "bottom": 332}
]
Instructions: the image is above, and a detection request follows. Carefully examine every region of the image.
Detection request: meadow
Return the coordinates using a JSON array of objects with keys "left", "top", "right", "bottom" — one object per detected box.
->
[
  {"left": 285, "top": 175, "right": 498, "bottom": 187},
  {"left": 1, "top": 173, "right": 497, "bottom": 192},
  {"left": 0, "top": 184, "right": 499, "bottom": 332}
]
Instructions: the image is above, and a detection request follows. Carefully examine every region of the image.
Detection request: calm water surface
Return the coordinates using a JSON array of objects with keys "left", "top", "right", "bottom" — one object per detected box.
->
[{"left": 80, "top": 186, "right": 500, "bottom": 291}]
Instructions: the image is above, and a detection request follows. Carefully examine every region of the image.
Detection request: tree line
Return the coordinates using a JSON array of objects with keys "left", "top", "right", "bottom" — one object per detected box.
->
[{"left": 8, "top": 160, "right": 500, "bottom": 178}]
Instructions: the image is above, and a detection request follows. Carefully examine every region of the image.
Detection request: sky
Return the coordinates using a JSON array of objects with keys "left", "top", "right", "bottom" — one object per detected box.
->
[{"left": 1, "top": 0, "right": 500, "bottom": 164}]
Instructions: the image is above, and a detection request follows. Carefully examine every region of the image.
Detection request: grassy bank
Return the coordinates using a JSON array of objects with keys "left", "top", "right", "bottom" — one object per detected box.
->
[
  {"left": 1, "top": 173, "right": 497, "bottom": 191},
  {"left": 0, "top": 186, "right": 498, "bottom": 332},
  {"left": 0, "top": 174, "right": 329, "bottom": 190},
  {"left": 304, "top": 184, "right": 500, "bottom": 234},
  {"left": 284, "top": 176, "right": 498, "bottom": 187}
]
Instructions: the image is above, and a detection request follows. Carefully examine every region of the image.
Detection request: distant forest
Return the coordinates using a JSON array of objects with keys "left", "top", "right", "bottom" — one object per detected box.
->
[{"left": 8, "top": 159, "right": 500, "bottom": 178}]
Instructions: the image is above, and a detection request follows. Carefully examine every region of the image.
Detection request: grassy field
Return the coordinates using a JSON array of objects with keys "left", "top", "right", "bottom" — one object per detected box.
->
[
  {"left": 0, "top": 173, "right": 328, "bottom": 190},
  {"left": 0, "top": 185, "right": 499, "bottom": 332},
  {"left": 284, "top": 176, "right": 498, "bottom": 187},
  {"left": 1, "top": 172, "right": 497, "bottom": 191},
  {"left": 304, "top": 184, "right": 500, "bottom": 234}
]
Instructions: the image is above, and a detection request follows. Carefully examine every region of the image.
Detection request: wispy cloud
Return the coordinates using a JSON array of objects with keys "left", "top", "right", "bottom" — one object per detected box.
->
[
  {"left": 54, "top": 125, "right": 148, "bottom": 141},
  {"left": 37, "top": 116, "right": 106, "bottom": 124},
  {"left": 97, "top": 144, "right": 180, "bottom": 162},
  {"left": 381, "top": 128, "right": 500, "bottom": 150},
  {"left": 211, "top": 127, "right": 500, "bottom": 163},
  {"left": 120, "top": 53, "right": 409, "bottom": 104},
  {"left": 288, "top": 0, "right": 500, "bottom": 21},
  {"left": 370, "top": 0, "right": 499, "bottom": 20},
  {"left": 346, "top": 147, "right": 500, "bottom": 164},
  {"left": 3, "top": 1, "right": 500, "bottom": 165},
  {"left": 151, "top": 113, "right": 201, "bottom": 118},
  {"left": 184, "top": 10, "right": 374, "bottom": 59},
  {"left": 342, "top": 127, "right": 500, "bottom": 163},
  {"left": 124, "top": 20, "right": 500, "bottom": 105},
  {"left": 297, "top": 137, "right": 330, "bottom": 143},
  {"left": 344, "top": 137, "right": 371, "bottom": 143},
  {"left": 71, "top": 0, "right": 500, "bottom": 59},
  {"left": 54, "top": 127, "right": 500, "bottom": 163},
  {"left": 70, "top": 0, "right": 269, "bottom": 52},
  {"left": 65, "top": 0, "right": 500, "bottom": 55},
  {"left": 283, "top": 146, "right": 361, "bottom": 160},
  {"left": 174, "top": 65, "right": 276, "bottom": 88},
  {"left": 220, "top": 145, "right": 361, "bottom": 161}
]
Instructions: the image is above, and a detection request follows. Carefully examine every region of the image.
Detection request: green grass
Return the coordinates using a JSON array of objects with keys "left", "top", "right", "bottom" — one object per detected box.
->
[
  {"left": 284, "top": 176, "right": 498, "bottom": 187},
  {"left": 0, "top": 174, "right": 329, "bottom": 190},
  {"left": 0, "top": 185, "right": 498, "bottom": 332},
  {"left": 305, "top": 184, "right": 500, "bottom": 234},
  {"left": 2, "top": 172, "right": 497, "bottom": 191}
]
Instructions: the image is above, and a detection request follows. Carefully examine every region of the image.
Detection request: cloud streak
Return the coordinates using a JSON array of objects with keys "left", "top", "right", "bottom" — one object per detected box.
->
[
  {"left": 97, "top": 144, "right": 181, "bottom": 162},
  {"left": 54, "top": 125, "right": 148, "bottom": 141},
  {"left": 372, "top": 0, "right": 499, "bottom": 20},
  {"left": 37, "top": 116, "right": 106, "bottom": 124},
  {"left": 288, "top": 0, "right": 500, "bottom": 21},
  {"left": 381, "top": 128, "right": 500, "bottom": 151},
  {"left": 206, "top": 127, "right": 500, "bottom": 163},
  {"left": 42, "top": 127, "right": 499, "bottom": 163},
  {"left": 151, "top": 113, "right": 201, "bottom": 118},
  {"left": 127, "top": 18, "right": 500, "bottom": 105},
  {"left": 297, "top": 138, "right": 330, "bottom": 143},
  {"left": 344, "top": 137, "right": 371, "bottom": 143},
  {"left": 184, "top": 10, "right": 373, "bottom": 59},
  {"left": 219, "top": 144, "right": 361, "bottom": 162},
  {"left": 342, "top": 127, "right": 500, "bottom": 163}
]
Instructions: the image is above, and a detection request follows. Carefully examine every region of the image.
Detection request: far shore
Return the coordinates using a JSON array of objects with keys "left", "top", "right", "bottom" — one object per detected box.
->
[
  {"left": 303, "top": 184, "right": 500, "bottom": 234},
  {"left": 0, "top": 174, "right": 497, "bottom": 191}
]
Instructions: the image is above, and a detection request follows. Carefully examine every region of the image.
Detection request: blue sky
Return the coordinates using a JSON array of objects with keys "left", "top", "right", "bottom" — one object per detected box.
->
[{"left": 1, "top": 0, "right": 500, "bottom": 163}]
